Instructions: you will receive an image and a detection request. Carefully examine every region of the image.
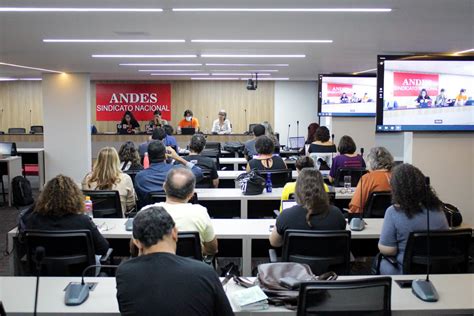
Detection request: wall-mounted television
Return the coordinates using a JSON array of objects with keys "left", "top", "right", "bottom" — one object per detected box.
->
[
  {"left": 318, "top": 74, "right": 377, "bottom": 117},
  {"left": 376, "top": 54, "right": 474, "bottom": 132}
]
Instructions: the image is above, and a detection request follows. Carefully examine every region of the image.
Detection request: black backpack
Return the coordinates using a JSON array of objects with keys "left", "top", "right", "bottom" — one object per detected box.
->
[{"left": 11, "top": 176, "right": 34, "bottom": 206}]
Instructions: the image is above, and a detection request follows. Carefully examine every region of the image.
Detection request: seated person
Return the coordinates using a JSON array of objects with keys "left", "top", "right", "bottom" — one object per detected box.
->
[
  {"left": 349, "top": 147, "right": 393, "bottom": 213},
  {"left": 25, "top": 175, "right": 109, "bottom": 256},
  {"left": 244, "top": 123, "right": 265, "bottom": 160},
  {"left": 415, "top": 89, "right": 431, "bottom": 108},
  {"left": 118, "top": 111, "right": 140, "bottom": 134},
  {"left": 378, "top": 164, "right": 448, "bottom": 275},
  {"left": 142, "top": 168, "right": 218, "bottom": 255},
  {"left": 181, "top": 134, "right": 219, "bottom": 188},
  {"left": 329, "top": 135, "right": 366, "bottom": 183},
  {"left": 246, "top": 135, "right": 287, "bottom": 172},
  {"left": 211, "top": 109, "right": 232, "bottom": 134},
  {"left": 270, "top": 168, "right": 346, "bottom": 247},
  {"left": 301, "top": 122, "right": 319, "bottom": 155},
  {"left": 134, "top": 141, "right": 202, "bottom": 203},
  {"left": 116, "top": 206, "right": 232, "bottom": 315},
  {"left": 148, "top": 109, "right": 168, "bottom": 128},
  {"left": 177, "top": 109, "right": 199, "bottom": 134},
  {"left": 308, "top": 126, "right": 336, "bottom": 169},
  {"left": 340, "top": 92, "right": 349, "bottom": 103},
  {"left": 82, "top": 147, "right": 136, "bottom": 216},
  {"left": 138, "top": 127, "right": 167, "bottom": 157},
  {"left": 118, "top": 141, "right": 143, "bottom": 171},
  {"left": 163, "top": 125, "right": 178, "bottom": 151},
  {"left": 262, "top": 121, "right": 281, "bottom": 150},
  {"left": 280, "top": 156, "right": 329, "bottom": 212},
  {"left": 351, "top": 92, "right": 359, "bottom": 103},
  {"left": 456, "top": 88, "right": 467, "bottom": 106}
]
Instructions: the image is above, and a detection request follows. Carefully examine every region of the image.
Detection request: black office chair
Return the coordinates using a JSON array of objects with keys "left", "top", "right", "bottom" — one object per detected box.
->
[
  {"left": 123, "top": 169, "right": 140, "bottom": 186},
  {"left": 297, "top": 277, "right": 392, "bottom": 316},
  {"left": 82, "top": 190, "right": 123, "bottom": 218},
  {"left": 204, "top": 142, "right": 221, "bottom": 155},
  {"left": 23, "top": 230, "right": 112, "bottom": 276},
  {"left": 147, "top": 191, "right": 199, "bottom": 206},
  {"left": 364, "top": 191, "right": 392, "bottom": 218},
  {"left": 176, "top": 231, "right": 203, "bottom": 261},
  {"left": 333, "top": 168, "right": 368, "bottom": 187},
  {"left": 29, "top": 125, "right": 44, "bottom": 134},
  {"left": 196, "top": 169, "right": 214, "bottom": 188},
  {"left": 8, "top": 128, "right": 26, "bottom": 134},
  {"left": 271, "top": 230, "right": 351, "bottom": 275},
  {"left": 248, "top": 124, "right": 258, "bottom": 134},
  {"left": 256, "top": 169, "right": 292, "bottom": 188},
  {"left": 375, "top": 229, "right": 472, "bottom": 274}
]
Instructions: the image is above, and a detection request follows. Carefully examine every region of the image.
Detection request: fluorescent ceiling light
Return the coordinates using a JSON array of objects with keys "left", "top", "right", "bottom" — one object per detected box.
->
[
  {"left": 211, "top": 73, "right": 270, "bottom": 76},
  {"left": 192, "top": 39, "right": 332, "bottom": 43},
  {"left": 0, "top": 62, "right": 64, "bottom": 73},
  {"left": 173, "top": 8, "right": 391, "bottom": 12},
  {"left": 240, "top": 77, "right": 289, "bottom": 81},
  {"left": 201, "top": 54, "right": 305, "bottom": 58},
  {"left": 92, "top": 54, "right": 197, "bottom": 58},
  {"left": 206, "top": 63, "right": 289, "bottom": 67},
  {"left": 212, "top": 69, "right": 279, "bottom": 72},
  {"left": 150, "top": 73, "right": 209, "bottom": 76},
  {"left": 139, "top": 69, "right": 200, "bottom": 72},
  {"left": 454, "top": 48, "right": 474, "bottom": 55},
  {"left": 0, "top": 77, "right": 17, "bottom": 81},
  {"left": 191, "top": 77, "right": 239, "bottom": 80},
  {"left": 0, "top": 7, "right": 163, "bottom": 12},
  {"left": 352, "top": 68, "right": 377, "bottom": 75},
  {"left": 120, "top": 63, "right": 202, "bottom": 66},
  {"left": 19, "top": 78, "right": 42, "bottom": 81},
  {"left": 44, "top": 39, "right": 185, "bottom": 43}
]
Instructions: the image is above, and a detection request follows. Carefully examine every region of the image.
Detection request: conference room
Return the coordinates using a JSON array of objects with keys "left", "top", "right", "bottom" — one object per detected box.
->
[{"left": 0, "top": 1, "right": 473, "bottom": 315}]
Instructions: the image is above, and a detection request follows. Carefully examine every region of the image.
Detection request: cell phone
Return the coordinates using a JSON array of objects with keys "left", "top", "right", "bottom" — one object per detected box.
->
[
  {"left": 279, "top": 277, "right": 301, "bottom": 290},
  {"left": 395, "top": 280, "right": 413, "bottom": 288},
  {"left": 269, "top": 225, "right": 275, "bottom": 232}
]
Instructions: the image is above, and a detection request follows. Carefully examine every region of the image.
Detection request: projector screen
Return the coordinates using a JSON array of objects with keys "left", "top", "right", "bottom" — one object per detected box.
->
[
  {"left": 318, "top": 74, "right": 376, "bottom": 117},
  {"left": 376, "top": 55, "right": 474, "bottom": 132}
]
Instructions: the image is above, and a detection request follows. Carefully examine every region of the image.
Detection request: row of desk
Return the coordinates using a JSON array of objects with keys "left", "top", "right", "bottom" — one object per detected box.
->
[{"left": 0, "top": 274, "right": 472, "bottom": 315}]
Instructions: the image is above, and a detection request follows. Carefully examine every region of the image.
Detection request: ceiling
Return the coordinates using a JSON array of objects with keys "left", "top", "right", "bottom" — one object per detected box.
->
[{"left": 0, "top": 0, "right": 473, "bottom": 80}]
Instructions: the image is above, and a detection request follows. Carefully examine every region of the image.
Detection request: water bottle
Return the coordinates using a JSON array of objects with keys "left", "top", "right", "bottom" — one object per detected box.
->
[
  {"left": 144, "top": 152, "right": 150, "bottom": 169},
  {"left": 84, "top": 196, "right": 93, "bottom": 218},
  {"left": 266, "top": 173, "right": 272, "bottom": 193}
]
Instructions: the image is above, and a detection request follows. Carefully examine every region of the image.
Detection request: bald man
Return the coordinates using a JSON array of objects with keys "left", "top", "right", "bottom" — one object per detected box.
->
[{"left": 141, "top": 168, "right": 218, "bottom": 255}]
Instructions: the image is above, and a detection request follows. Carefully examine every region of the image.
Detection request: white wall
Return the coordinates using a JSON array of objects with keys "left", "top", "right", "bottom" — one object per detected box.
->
[
  {"left": 274, "top": 81, "right": 318, "bottom": 147},
  {"left": 329, "top": 117, "right": 377, "bottom": 158}
]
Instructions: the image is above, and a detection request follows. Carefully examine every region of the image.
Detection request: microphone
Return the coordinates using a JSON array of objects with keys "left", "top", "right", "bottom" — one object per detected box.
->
[
  {"left": 412, "top": 176, "right": 439, "bottom": 302},
  {"left": 331, "top": 133, "right": 336, "bottom": 159},
  {"left": 286, "top": 124, "right": 291, "bottom": 150},
  {"left": 296, "top": 121, "right": 300, "bottom": 150},
  {"left": 244, "top": 109, "right": 248, "bottom": 134},
  {"left": 64, "top": 264, "right": 119, "bottom": 306},
  {"left": 29, "top": 109, "right": 32, "bottom": 131},
  {"left": 33, "top": 246, "right": 45, "bottom": 316},
  {"left": 360, "top": 147, "right": 365, "bottom": 158},
  {"left": 350, "top": 173, "right": 365, "bottom": 231}
]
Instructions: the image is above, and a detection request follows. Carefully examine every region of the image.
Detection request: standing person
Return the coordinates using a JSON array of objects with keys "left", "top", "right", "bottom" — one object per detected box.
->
[
  {"left": 182, "top": 134, "right": 219, "bottom": 188},
  {"left": 116, "top": 206, "right": 233, "bottom": 316},
  {"left": 211, "top": 109, "right": 232, "bottom": 134},
  {"left": 456, "top": 88, "right": 467, "bottom": 106},
  {"left": 119, "top": 111, "right": 140, "bottom": 134},
  {"left": 329, "top": 135, "right": 366, "bottom": 183},
  {"left": 148, "top": 110, "right": 168, "bottom": 128},
  {"left": 434, "top": 89, "right": 447, "bottom": 107},
  {"left": 118, "top": 141, "right": 143, "bottom": 171},
  {"left": 243, "top": 123, "right": 265, "bottom": 160},
  {"left": 415, "top": 89, "right": 431, "bottom": 108},
  {"left": 378, "top": 164, "right": 449, "bottom": 275},
  {"left": 82, "top": 147, "right": 136, "bottom": 216},
  {"left": 177, "top": 109, "right": 199, "bottom": 133}
]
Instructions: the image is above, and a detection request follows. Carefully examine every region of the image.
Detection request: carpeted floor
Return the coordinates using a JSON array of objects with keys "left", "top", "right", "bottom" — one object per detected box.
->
[{"left": 0, "top": 205, "right": 21, "bottom": 275}]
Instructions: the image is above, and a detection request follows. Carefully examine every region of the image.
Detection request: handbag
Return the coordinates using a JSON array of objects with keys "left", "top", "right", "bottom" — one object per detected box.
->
[
  {"left": 443, "top": 203, "right": 463, "bottom": 227},
  {"left": 236, "top": 170, "right": 265, "bottom": 195}
]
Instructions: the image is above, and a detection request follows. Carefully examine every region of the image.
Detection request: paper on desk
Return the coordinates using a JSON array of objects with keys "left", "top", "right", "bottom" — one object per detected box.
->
[{"left": 230, "top": 285, "right": 268, "bottom": 311}]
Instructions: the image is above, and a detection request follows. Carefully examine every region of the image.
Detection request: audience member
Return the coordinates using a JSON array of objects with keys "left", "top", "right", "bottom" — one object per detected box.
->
[
  {"left": 329, "top": 135, "right": 366, "bottom": 182},
  {"left": 262, "top": 121, "right": 280, "bottom": 149},
  {"left": 301, "top": 122, "right": 320, "bottom": 155},
  {"left": 163, "top": 125, "right": 178, "bottom": 150},
  {"left": 118, "top": 141, "right": 143, "bottom": 171},
  {"left": 116, "top": 206, "right": 232, "bottom": 315},
  {"left": 378, "top": 164, "right": 448, "bottom": 275},
  {"left": 138, "top": 127, "right": 167, "bottom": 157},
  {"left": 308, "top": 126, "right": 337, "bottom": 169},
  {"left": 182, "top": 134, "right": 219, "bottom": 188},
  {"left": 270, "top": 168, "right": 346, "bottom": 247},
  {"left": 244, "top": 123, "right": 265, "bottom": 159},
  {"left": 211, "top": 109, "right": 232, "bottom": 134},
  {"left": 247, "top": 135, "right": 287, "bottom": 171}
]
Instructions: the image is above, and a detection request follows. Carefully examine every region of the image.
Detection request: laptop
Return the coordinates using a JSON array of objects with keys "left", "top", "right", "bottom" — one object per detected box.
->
[
  {"left": 181, "top": 127, "right": 196, "bottom": 135},
  {"left": 0, "top": 142, "right": 17, "bottom": 157},
  {"left": 116, "top": 124, "right": 129, "bottom": 135},
  {"left": 281, "top": 199, "right": 297, "bottom": 211},
  {"left": 288, "top": 136, "right": 305, "bottom": 150}
]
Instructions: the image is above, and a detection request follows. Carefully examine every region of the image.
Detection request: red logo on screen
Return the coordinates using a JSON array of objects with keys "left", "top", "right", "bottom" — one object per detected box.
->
[
  {"left": 327, "top": 83, "right": 353, "bottom": 97},
  {"left": 393, "top": 72, "right": 439, "bottom": 97},
  {"left": 96, "top": 83, "right": 171, "bottom": 121}
]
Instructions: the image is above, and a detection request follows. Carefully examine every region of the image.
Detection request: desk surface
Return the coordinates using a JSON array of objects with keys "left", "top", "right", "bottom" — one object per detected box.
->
[
  {"left": 16, "top": 147, "right": 44, "bottom": 153},
  {"left": 0, "top": 274, "right": 472, "bottom": 315}
]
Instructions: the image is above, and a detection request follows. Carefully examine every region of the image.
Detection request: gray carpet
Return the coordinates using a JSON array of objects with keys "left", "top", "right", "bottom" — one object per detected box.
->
[{"left": 0, "top": 205, "right": 20, "bottom": 276}]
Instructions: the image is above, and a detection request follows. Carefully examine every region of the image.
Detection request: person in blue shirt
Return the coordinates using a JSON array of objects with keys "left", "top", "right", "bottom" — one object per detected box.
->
[
  {"left": 134, "top": 141, "right": 202, "bottom": 207},
  {"left": 163, "top": 125, "right": 178, "bottom": 151},
  {"left": 138, "top": 128, "right": 167, "bottom": 157}
]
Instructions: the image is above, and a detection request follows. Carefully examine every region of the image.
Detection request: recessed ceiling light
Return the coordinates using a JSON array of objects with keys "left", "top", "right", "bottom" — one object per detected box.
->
[
  {"left": 206, "top": 63, "right": 289, "bottom": 67},
  {"left": 0, "top": 7, "right": 163, "bottom": 12},
  {"left": 92, "top": 54, "right": 197, "bottom": 58},
  {"left": 212, "top": 73, "right": 271, "bottom": 76},
  {"left": 191, "top": 77, "right": 239, "bottom": 80},
  {"left": 44, "top": 39, "right": 185, "bottom": 43},
  {"left": 352, "top": 68, "right": 377, "bottom": 75},
  {"left": 120, "top": 63, "right": 203, "bottom": 66},
  {"left": 0, "top": 62, "right": 64, "bottom": 73},
  {"left": 150, "top": 73, "right": 209, "bottom": 76},
  {"left": 212, "top": 69, "right": 279, "bottom": 72},
  {"left": 138, "top": 69, "right": 200, "bottom": 72},
  {"left": 453, "top": 48, "right": 474, "bottom": 55},
  {"left": 201, "top": 54, "right": 305, "bottom": 58},
  {"left": 173, "top": 8, "right": 391, "bottom": 12},
  {"left": 192, "top": 39, "right": 332, "bottom": 43}
]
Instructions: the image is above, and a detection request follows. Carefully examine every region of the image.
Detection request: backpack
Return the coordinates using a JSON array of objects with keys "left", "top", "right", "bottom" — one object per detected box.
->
[
  {"left": 11, "top": 176, "right": 34, "bottom": 206},
  {"left": 223, "top": 141, "right": 245, "bottom": 154}
]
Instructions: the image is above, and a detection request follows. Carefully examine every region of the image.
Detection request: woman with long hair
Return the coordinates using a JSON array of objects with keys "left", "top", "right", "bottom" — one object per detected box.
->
[
  {"left": 118, "top": 141, "right": 143, "bottom": 171},
  {"left": 82, "top": 147, "right": 136, "bottom": 215},
  {"left": 120, "top": 111, "right": 140, "bottom": 134}
]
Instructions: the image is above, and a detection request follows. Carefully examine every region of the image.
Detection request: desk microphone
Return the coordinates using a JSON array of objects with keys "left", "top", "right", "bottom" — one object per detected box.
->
[
  {"left": 286, "top": 124, "right": 291, "bottom": 149},
  {"left": 64, "top": 264, "right": 118, "bottom": 306},
  {"left": 331, "top": 133, "right": 336, "bottom": 160},
  {"left": 360, "top": 147, "right": 364, "bottom": 158},
  {"left": 33, "top": 246, "right": 45, "bottom": 316},
  {"left": 29, "top": 109, "right": 32, "bottom": 130},
  {"left": 412, "top": 177, "right": 439, "bottom": 302},
  {"left": 350, "top": 173, "right": 365, "bottom": 231}
]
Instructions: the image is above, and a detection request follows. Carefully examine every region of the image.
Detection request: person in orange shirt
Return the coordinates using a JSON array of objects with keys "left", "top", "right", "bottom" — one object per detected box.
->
[
  {"left": 177, "top": 109, "right": 200, "bottom": 133},
  {"left": 455, "top": 89, "right": 467, "bottom": 106},
  {"left": 348, "top": 146, "right": 393, "bottom": 213}
]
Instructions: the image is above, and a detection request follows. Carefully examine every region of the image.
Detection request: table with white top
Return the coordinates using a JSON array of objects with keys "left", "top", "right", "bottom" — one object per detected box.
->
[
  {"left": 220, "top": 157, "right": 296, "bottom": 171},
  {"left": 0, "top": 156, "right": 23, "bottom": 206},
  {"left": 0, "top": 274, "right": 472, "bottom": 315},
  {"left": 17, "top": 147, "right": 45, "bottom": 189}
]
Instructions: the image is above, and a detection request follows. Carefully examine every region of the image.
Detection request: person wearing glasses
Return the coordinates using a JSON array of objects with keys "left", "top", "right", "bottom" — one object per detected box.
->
[{"left": 211, "top": 109, "right": 232, "bottom": 134}]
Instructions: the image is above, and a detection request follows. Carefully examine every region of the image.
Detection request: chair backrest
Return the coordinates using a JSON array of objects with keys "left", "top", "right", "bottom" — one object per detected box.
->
[
  {"left": 256, "top": 169, "right": 292, "bottom": 188},
  {"left": 289, "top": 192, "right": 335, "bottom": 204},
  {"left": 196, "top": 169, "right": 214, "bottom": 188},
  {"left": 281, "top": 230, "right": 351, "bottom": 275},
  {"left": 334, "top": 168, "right": 368, "bottom": 187},
  {"left": 204, "top": 142, "right": 221, "bottom": 155},
  {"left": 147, "top": 191, "right": 198, "bottom": 206},
  {"left": 248, "top": 124, "right": 258, "bottom": 134},
  {"left": 176, "top": 231, "right": 203, "bottom": 261},
  {"left": 82, "top": 190, "right": 123, "bottom": 218},
  {"left": 24, "top": 230, "right": 96, "bottom": 276},
  {"left": 297, "top": 277, "right": 392, "bottom": 316},
  {"left": 8, "top": 127, "right": 26, "bottom": 134},
  {"left": 30, "top": 125, "right": 44, "bottom": 134},
  {"left": 403, "top": 228, "right": 472, "bottom": 274},
  {"left": 123, "top": 169, "right": 140, "bottom": 186},
  {"left": 364, "top": 191, "right": 392, "bottom": 218},
  {"left": 198, "top": 154, "right": 221, "bottom": 170}
]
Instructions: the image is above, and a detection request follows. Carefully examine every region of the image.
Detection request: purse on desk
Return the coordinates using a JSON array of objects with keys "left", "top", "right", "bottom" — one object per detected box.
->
[{"left": 236, "top": 170, "right": 266, "bottom": 195}]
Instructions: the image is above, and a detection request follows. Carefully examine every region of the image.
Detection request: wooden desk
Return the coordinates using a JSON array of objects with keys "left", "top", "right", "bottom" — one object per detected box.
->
[
  {"left": 17, "top": 148, "right": 45, "bottom": 189},
  {"left": 0, "top": 156, "right": 22, "bottom": 206},
  {"left": 0, "top": 274, "right": 472, "bottom": 315}
]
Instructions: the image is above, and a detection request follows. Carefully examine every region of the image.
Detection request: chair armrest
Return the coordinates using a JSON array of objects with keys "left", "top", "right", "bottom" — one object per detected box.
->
[
  {"left": 380, "top": 254, "right": 398, "bottom": 266},
  {"left": 269, "top": 249, "right": 278, "bottom": 263},
  {"left": 100, "top": 248, "right": 113, "bottom": 263}
]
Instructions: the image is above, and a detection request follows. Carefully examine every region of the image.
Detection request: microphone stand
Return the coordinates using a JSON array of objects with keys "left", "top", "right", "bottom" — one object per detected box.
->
[
  {"left": 286, "top": 124, "right": 291, "bottom": 150},
  {"left": 244, "top": 109, "right": 247, "bottom": 134},
  {"left": 296, "top": 121, "right": 300, "bottom": 150}
]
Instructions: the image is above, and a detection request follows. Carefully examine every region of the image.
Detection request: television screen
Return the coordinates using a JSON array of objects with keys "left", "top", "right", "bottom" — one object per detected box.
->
[
  {"left": 318, "top": 74, "right": 376, "bottom": 117},
  {"left": 376, "top": 55, "right": 474, "bottom": 132}
]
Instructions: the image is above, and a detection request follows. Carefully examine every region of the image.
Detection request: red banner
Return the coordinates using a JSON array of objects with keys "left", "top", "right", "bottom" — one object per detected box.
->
[
  {"left": 393, "top": 72, "right": 439, "bottom": 97},
  {"left": 96, "top": 83, "right": 171, "bottom": 121},
  {"left": 326, "top": 83, "right": 353, "bottom": 97}
]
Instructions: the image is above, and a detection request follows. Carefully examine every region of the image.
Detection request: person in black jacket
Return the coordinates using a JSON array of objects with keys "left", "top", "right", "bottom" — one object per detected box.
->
[{"left": 116, "top": 206, "right": 233, "bottom": 316}]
